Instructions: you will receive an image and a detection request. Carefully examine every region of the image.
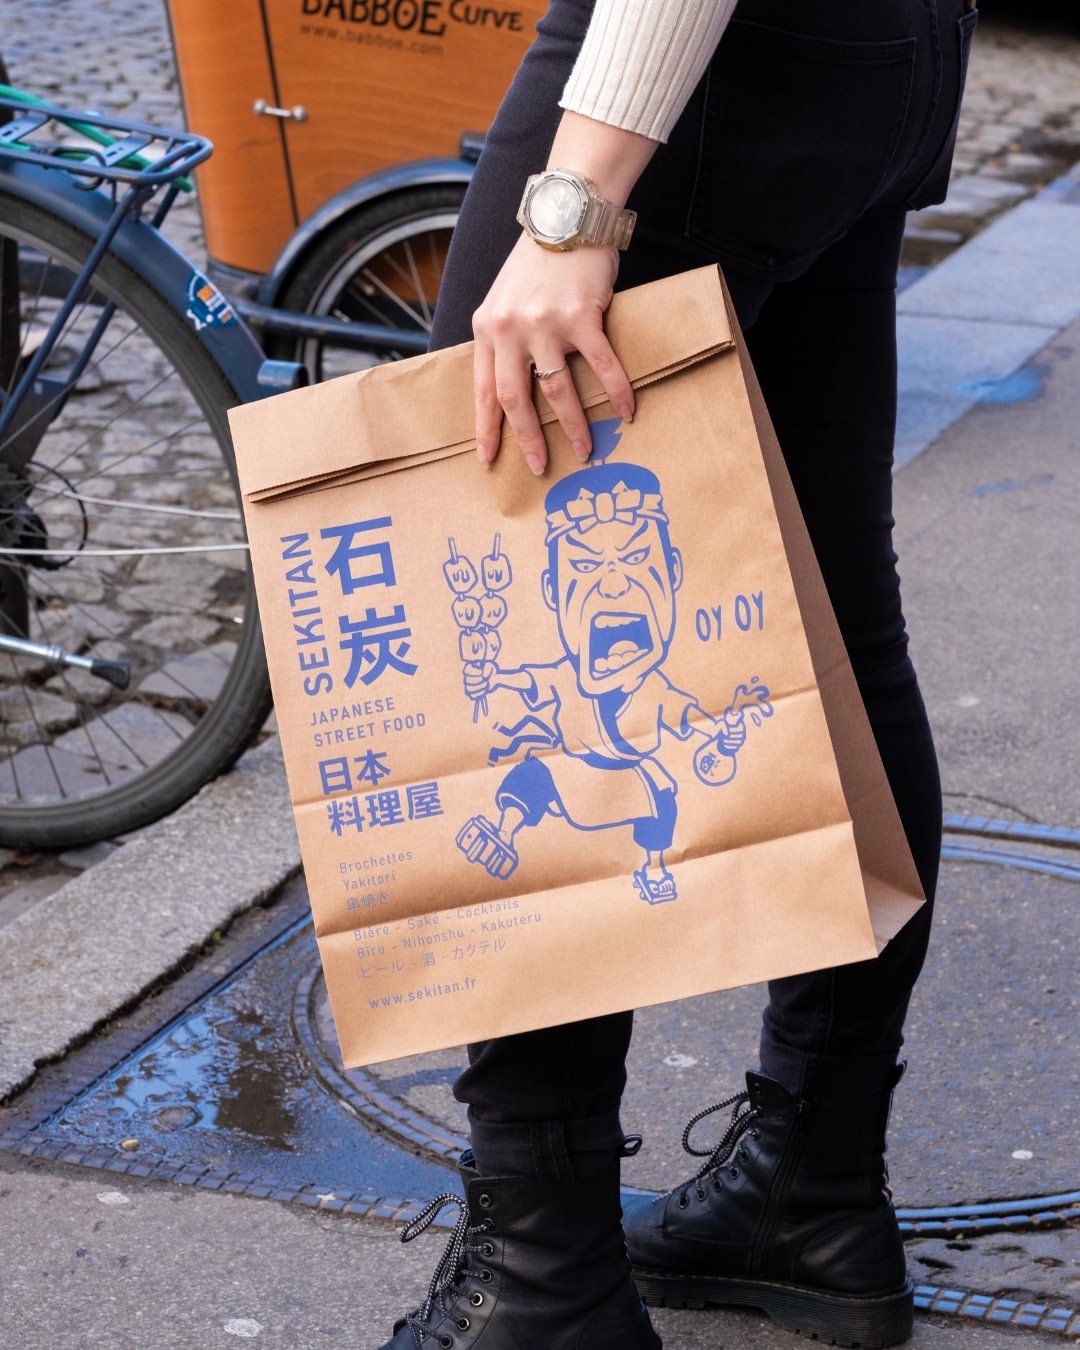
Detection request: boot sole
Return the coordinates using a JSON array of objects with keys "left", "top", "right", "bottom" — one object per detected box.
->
[{"left": 632, "top": 1269, "right": 914, "bottom": 1349}]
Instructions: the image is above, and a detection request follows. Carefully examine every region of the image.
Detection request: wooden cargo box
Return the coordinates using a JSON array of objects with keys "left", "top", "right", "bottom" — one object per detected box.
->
[{"left": 168, "top": 0, "right": 543, "bottom": 275}]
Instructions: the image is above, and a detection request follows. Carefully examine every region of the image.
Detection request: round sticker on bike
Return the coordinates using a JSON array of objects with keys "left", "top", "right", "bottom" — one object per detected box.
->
[{"left": 185, "top": 273, "right": 237, "bottom": 331}]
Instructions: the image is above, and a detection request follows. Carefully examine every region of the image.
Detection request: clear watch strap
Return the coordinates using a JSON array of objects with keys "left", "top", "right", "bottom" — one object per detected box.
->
[{"left": 585, "top": 196, "right": 637, "bottom": 250}]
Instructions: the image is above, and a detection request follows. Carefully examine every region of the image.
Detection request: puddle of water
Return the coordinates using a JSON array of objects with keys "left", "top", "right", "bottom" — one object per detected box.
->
[{"left": 45, "top": 922, "right": 456, "bottom": 1198}]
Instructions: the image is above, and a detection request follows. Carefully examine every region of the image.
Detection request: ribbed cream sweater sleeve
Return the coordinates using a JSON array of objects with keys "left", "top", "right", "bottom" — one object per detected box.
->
[{"left": 559, "top": 0, "right": 739, "bottom": 144}]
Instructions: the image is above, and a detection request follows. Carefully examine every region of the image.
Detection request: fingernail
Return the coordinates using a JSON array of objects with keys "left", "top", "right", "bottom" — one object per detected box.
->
[
  {"left": 618, "top": 403, "right": 635, "bottom": 424},
  {"left": 572, "top": 440, "right": 591, "bottom": 462},
  {"left": 526, "top": 454, "right": 545, "bottom": 477}
]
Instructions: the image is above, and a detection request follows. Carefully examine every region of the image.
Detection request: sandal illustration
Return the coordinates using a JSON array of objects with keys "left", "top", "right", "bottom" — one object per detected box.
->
[
  {"left": 633, "top": 868, "right": 678, "bottom": 905},
  {"left": 456, "top": 815, "right": 520, "bottom": 879}
]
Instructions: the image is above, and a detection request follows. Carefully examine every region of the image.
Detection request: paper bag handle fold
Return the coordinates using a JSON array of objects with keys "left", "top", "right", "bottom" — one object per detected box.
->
[{"left": 231, "top": 266, "right": 735, "bottom": 504}]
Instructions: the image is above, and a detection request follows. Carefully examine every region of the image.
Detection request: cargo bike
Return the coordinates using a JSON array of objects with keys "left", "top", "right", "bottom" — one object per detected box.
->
[{"left": 168, "top": 0, "right": 544, "bottom": 376}]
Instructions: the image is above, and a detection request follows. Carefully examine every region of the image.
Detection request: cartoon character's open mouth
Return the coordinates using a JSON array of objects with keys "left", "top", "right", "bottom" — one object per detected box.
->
[{"left": 589, "top": 611, "right": 653, "bottom": 677}]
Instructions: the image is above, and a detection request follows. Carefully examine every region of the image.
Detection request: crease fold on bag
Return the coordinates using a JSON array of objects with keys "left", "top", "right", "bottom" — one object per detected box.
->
[{"left": 235, "top": 268, "right": 736, "bottom": 504}]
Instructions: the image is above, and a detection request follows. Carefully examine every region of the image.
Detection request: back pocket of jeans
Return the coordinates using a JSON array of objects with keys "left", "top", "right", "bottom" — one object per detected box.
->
[
  {"left": 686, "top": 20, "right": 916, "bottom": 268},
  {"left": 905, "top": 10, "right": 979, "bottom": 209}
]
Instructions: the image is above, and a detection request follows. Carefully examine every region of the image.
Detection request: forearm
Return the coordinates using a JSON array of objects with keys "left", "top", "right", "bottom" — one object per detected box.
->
[
  {"left": 544, "top": 109, "right": 660, "bottom": 208},
  {"left": 472, "top": 0, "right": 742, "bottom": 468},
  {"left": 544, "top": 0, "right": 741, "bottom": 216}
]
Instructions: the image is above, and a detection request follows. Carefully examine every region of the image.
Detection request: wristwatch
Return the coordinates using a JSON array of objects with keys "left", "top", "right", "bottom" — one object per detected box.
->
[{"left": 517, "top": 169, "right": 637, "bottom": 251}]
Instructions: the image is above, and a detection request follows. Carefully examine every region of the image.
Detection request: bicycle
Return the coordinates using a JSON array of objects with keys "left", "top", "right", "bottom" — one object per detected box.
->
[
  {"left": 0, "top": 86, "right": 310, "bottom": 852},
  {"left": 0, "top": 15, "right": 501, "bottom": 851}
]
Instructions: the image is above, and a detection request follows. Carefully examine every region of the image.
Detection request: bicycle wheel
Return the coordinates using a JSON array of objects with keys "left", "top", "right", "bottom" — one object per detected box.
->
[
  {"left": 0, "top": 193, "right": 272, "bottom": 850},
  {"left": 267, "top": 184, "right": 465, "bottom": 381}
]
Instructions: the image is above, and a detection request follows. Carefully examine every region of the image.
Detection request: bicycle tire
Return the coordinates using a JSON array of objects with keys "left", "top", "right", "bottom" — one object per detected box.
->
[
  {"left": 0, "top": 192, "right": 272, "bottom": 850},
  {"left": 266, "top": 183, "right": 465, "bottom": 380}
]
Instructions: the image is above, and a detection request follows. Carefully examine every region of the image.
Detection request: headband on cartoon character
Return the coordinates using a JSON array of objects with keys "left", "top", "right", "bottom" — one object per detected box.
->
[{"left": 544, "top": 481, "right": 669, "bottom": 545}]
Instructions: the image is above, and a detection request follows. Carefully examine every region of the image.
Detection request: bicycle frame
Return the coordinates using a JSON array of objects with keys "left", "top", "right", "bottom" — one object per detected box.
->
[
  {"left": 0, "top": 80, "right": 465, "bottom": 842},
  {"left": 0, "top": 86, "right": 467, "bottom": 366},
  {"left": 0, "top": 93, "right": 271, "bottom": 403},
  {"left": 0, "top": 93, "right": 276, "bottom": 682}
]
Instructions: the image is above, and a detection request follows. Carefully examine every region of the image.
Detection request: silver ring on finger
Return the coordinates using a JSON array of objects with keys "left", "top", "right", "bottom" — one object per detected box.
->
[{"left": 532, "top": 363, "right": 566, "bottom": 381}]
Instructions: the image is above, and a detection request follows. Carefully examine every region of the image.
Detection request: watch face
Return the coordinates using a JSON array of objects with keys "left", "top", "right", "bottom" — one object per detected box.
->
[{"left": 526, "top": 174, "right": 589, "bottom": 244}]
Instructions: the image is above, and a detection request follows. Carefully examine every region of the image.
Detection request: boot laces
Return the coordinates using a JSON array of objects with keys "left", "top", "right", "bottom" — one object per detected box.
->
[
  {"left": 679, "top": 1089, "right": 762, "bottom": 1191},
  {"left": 398, "top": 1192, "right": 492, "bottom": 1346}
]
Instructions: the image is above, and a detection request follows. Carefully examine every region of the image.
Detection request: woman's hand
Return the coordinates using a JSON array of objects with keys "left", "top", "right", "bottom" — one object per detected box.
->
[
  {"left": 471, "top": 233, "right": 635, "bottom": 474},
  {"left": 469, "top": 110, "right": 660, "bottom": 474}
]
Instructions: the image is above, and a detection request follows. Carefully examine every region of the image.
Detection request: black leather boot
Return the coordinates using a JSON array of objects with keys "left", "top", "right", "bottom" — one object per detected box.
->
[
  {"left": 624, "top": 1069, "right": 911, "bottom": 1349},
  {"left": 378, "top": 1152, "right": 662, "bottom": 1349}
]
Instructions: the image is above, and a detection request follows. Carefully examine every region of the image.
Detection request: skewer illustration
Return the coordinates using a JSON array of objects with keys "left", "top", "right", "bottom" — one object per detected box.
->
[{"left": 444, "top": 534, "right": 512, "bottom": 722}]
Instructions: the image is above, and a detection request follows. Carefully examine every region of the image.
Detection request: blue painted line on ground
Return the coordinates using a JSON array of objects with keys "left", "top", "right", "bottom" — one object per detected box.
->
[
  {"left": 943, "top": 814, "right": 1080, "bottom": 849},
  {"left": 915, "top": 1284, "right": 1080, "bottom": 1338}
]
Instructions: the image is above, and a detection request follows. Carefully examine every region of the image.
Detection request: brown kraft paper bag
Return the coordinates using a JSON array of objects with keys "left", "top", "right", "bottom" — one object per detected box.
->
[{"left": 228, "top": 265, "right": 924, "bottom": 1069}]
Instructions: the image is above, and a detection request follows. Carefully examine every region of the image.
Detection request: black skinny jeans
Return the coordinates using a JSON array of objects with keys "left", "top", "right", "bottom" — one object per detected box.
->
[{"left": 428, "top": 0, "right": 977, "bottom": 1181}]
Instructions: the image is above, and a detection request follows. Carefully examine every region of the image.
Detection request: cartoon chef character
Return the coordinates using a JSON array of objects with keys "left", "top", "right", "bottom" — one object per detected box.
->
[{"left": 456, "top": 459, "right": 768, "bottom": 904}]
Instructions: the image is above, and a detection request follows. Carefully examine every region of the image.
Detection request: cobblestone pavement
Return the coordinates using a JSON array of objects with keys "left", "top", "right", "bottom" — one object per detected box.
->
[{"left": 2, "top": 0, "right": 203, "bottom": 260}]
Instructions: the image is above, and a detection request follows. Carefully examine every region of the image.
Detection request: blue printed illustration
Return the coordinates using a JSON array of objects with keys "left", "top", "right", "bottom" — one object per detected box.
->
[{"left": 446, "top": 419, "right": 772, "bottom": 905}]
